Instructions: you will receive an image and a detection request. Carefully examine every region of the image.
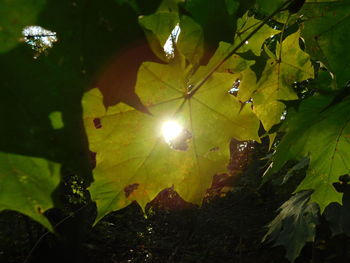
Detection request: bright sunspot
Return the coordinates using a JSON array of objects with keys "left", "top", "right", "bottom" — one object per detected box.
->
[{"left": 162, "top": 120, "right": 183, "bottom": 143}]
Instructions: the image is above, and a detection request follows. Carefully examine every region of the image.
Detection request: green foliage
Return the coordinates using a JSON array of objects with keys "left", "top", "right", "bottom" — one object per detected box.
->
[
  {"left": 0, "top": 152, "right": 60, "bottom": 231},
  {"left": 300, "top": 0, "right": 350, "bottom": 89},
  {"left": 263, "top": 190, "right": 319, "bottom": 262},
  {"left": 184, "top": 0, "right": 238, "bottom": 50},
  {"left": 265, "top": 95, "right": 350, "bottom": 211},
  {"left": 256, "top": 0, "right": 286, "bottom": 14},
  {"left": 1, "top": 0, "right": 350, "bottom": 261},
  {"left": 0, "top": 0, "right": 151, "bottom": 229}
]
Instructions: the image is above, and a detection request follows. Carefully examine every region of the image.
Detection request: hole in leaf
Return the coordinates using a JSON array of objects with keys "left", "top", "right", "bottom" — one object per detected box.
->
[
  {"left": 280, "top": 110, "right": 287, "bottom": 120},
  {"left": 238, "top": 142, "right": 248, "bottom": 152},
  {"left": 22, "top": 26, "right": 58, "bottom": 58},
  {"left": 163, "top": 24, "right": 181, "bottom": 59},
  {"left": 167, "top": 129, "right": 192, "bottom": 151},
  {"left": 339, "top": 174, "right": 350, "bottom": 184},
  {"left": 244, "top": 98, "right": 253, "bottom": 104},
  {"left": 209, "top": 146, "right": 219, "bottom": 152},
  {"left": 229, "top": 79, "right": 240, "bottom": 96},
  {"left": 93, "top": 118, "right": 102, "bottom": 129},
  {"left": 187, "top": 84, "right": 194, "bottom": 92},
  {"left": 162, "top": 120, "right": 192, "bottom": 151},
  {"left": 35, "top": 205, "right": 43, "bottom": 214},
  {"left": 228, "top": 139, "right": 255, "bottom": 173},
  {"left": 124, "top": 183, "right": 139, "bottom": 198}
]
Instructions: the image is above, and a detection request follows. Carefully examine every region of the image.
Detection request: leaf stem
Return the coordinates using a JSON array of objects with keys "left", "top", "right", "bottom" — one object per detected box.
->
[
  {"left": 187, "top": 0, "right": 294, "bottom": 98},
  {"left": 23, "top": 204, "right": 89, "bottom": 263},
  {"left": 278, "top": 12, "right": 291, "bottom": 61}
]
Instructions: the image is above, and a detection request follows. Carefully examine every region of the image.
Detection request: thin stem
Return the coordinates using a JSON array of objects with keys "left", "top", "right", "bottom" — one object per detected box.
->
[
  {"left": 173, "top": 96, "right": 188, "bottom": 116},
  {"left": 24, "top": 34, "right": 57, "bottom": 38},
  {"left": 23, "top": 204, "right": 89, "bottom": 263},
  {"left": 163, "top": 0, "right": 294, "bottom": 119},
  {"left": 278, "top": 13, "right": 291, "bottom": 61},
  {"left": 188, "top": 0, "right": 294, "bottom": 98},
  {"left": 238, "top": 20, "right": 261, "bottom": 35}
]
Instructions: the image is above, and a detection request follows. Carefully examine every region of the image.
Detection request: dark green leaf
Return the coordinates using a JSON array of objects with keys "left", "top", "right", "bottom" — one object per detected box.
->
[
  {"left": 265, "top": 95, "right": 350, "bottom": 211},
  {"left": 0, "top": 0, "right": 46, "bottom": 53},
  {"left": 184, "top": 0, "right": 239, "bottom": 61},
  {"left": 263, "top": 190, "right": 319, "bottom": 262},
  {"left": 300, "top": 0, "right": 350, "bottom": 88}
]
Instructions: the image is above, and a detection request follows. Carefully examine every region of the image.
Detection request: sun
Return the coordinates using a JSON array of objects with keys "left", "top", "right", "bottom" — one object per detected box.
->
[{"left": 161, "top": 120, "right": 184, "bottom": 144}]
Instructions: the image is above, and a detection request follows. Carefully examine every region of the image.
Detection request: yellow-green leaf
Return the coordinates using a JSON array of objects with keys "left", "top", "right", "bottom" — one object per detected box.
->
[
  {"left": 235, "top": 13, "right": 280, "bottom": 56},
  {"left": 239, "top": 30, "right": 314, "bottom": 131},
  {"left": 83, "top": 61, "right": 260, "bottom": 223}
]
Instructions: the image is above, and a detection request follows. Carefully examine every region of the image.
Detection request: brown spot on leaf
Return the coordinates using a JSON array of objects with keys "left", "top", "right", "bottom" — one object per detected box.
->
[
  {"left": 36, "top": 206, "right": 43, "bottom": 214},
  {"left": 209, "top": 146, "right": 219, "bottom": 152},
  {"left": 93, "top": 118, "right": 102, "bottom": 129},
  {"left": 124, "top": 183, "right": 139, "bottom": 198},
  {"left": 168, "top": 129, "right": 192, "bottom": 151}
]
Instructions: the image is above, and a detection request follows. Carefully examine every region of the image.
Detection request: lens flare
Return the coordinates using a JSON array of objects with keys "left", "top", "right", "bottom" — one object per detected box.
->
[{"left": 161, "top": 120, "right": 183, "bottom": 143}]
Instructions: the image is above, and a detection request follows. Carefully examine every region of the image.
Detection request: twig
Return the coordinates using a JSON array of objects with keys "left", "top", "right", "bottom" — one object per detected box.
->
[
  {"left": 187, "top": 0, "right": 294, "bottom": 99},
  {"left": 23, "top": 204, "right": 89, "bottom": 263}
]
